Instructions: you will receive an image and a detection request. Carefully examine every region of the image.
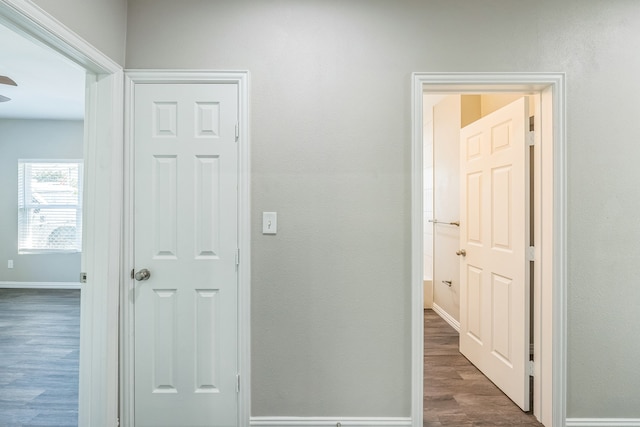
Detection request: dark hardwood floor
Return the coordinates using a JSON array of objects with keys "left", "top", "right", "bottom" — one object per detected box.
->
[
  {"left": 424, "top": 309, "right": 543, "bottom": 426},
  {"left": 0, "top": 289, "right": 80, "bottom": 427}
]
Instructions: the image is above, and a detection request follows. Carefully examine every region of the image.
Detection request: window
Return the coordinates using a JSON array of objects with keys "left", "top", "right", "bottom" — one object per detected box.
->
[{"left": 18, "top": 160, "right": 83, "bottom": 253}]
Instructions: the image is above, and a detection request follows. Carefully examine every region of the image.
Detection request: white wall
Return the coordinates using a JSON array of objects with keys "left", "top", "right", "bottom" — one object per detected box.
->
[
  {"left": 0, "top": 119, "right": 83, "bottom": 282},
  {"left": 432, "top": 95, "right": 461, "bottom": 321},
  {"left": 118, "top": 0, "right": 640, "bottom": 419},
  {"left": 423, "top": 112, "right": 433, "bottom": 283},
  {"left": 423, "top": 97, "right": 434, "bottom": 308},
  {"left": 31, "top": 0, "right": 127, "bottom": 66}
]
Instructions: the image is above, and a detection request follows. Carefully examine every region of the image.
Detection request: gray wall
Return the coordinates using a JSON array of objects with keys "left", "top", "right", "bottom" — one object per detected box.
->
[
  {"left": 1, "top": 0, "right": 615, "bottom": 419},
  {"left": 31, "top": 0, "right": 127, "bottom": 66},
  {"left": 0, "top": 119, "right": 83, "bottom": 282},
  {"left": 124, "top": 0, "right": 640, "bottom": 418}
]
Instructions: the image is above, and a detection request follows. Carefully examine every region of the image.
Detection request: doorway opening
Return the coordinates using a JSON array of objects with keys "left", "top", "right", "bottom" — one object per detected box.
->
[
  {"left": 426, "top": 92, "right": 538, "bottom": 425},
  {"left": 0, "top": 18, "right": 85, "bottom": 427},
  {"left": 0, "top": 2, "right": 124, "bottom": 425},
  {"left": 411, "top": 73, "right": 567, "bottom": 427}
]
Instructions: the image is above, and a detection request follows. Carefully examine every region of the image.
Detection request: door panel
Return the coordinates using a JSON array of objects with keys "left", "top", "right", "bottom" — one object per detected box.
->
[
  {"left": 466, "top": 264, "right": 483, "bottom": 343},
  {"left": 459, "top": 97, "right": 530, "bottom": 411},
  {"left": 133, "top": 83, "right": 239, "bottom": 427}
]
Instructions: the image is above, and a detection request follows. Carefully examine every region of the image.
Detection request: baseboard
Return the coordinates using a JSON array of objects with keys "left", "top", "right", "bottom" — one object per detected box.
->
[
  {"left": 431, "top": 302, "right": 460, "bottom": 332},
  {"left": 0, "top": 281, "right": 81, "bottom": 289},
  {"left": 566, "top": 419, "right": 640, "bottom": 427},
  {"left": 250, "top": 417, "right": 412, "bottom": 426}
]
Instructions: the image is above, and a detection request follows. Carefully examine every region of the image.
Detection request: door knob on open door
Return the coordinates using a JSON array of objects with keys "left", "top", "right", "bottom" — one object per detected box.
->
[
  {"left": 134, "top": 268, "right": 151, "bottom": 281},
  {"left": 456, "top": 249, "right": 466, "bottom": 256}
]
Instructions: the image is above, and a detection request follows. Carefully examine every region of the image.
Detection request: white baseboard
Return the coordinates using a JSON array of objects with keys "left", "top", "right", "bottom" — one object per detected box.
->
[
  {"left": 250, "top": 417, "right": 412, "bottom": 426},
  {"left": 250, "top": 415, "right": 640, "bottom": 426},
  {"left": 566, "top": 419, "right": 640, "bottom": 427},
  {"left": 0, "top": 281, "right": 81, "bottom": 289},
  {"left": 431, "top": 302, "right": 460, "bottom": 332}
]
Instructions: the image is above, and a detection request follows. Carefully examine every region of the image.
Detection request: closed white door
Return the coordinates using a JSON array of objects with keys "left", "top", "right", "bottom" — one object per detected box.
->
[
  {"left": 459, "top": 97, "right": 530, "bottom": 410},
  {"left": 133, "top": 83, "right": 239, "bottom": 427}
]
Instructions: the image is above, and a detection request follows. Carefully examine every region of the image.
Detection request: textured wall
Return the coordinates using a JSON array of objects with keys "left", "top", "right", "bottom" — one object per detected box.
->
[
  {"left": 0, "top": 119, "right": 83, "bottom": 282},
  {"left": 124, "top": 0, "right": 640, "bottom": 419}
]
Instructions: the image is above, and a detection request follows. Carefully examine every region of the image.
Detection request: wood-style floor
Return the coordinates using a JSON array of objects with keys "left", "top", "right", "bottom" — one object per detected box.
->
[
  {"left": 0, "top": 291, "right": 543, "bottom": 426},
  {"left": 0, "top": 289, "right": 80, "bottom": 427},
  {"left": 424, "top": 309, "right": 543, "bottom": 426}
]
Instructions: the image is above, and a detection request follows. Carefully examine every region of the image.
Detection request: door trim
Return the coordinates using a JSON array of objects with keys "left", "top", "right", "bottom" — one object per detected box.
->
[
  {"left": 122, "top": 70, "right": 251, "bottom": 427},
  {"left": 411, "top": 72, "right": 566, "bottom": 427},
  {"left": 0, "top": 1, "right": 124, "bottom": 426},
  {"left": 250, "top": 417, "right": 413, "bottom": 426}
]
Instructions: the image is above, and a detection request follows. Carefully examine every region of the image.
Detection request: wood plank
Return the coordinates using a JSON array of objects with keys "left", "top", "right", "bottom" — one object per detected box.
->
[
  {"left": 424, "top": 309, "right": 542, "bottom": 426},
  {"left": 0, "top": 289, "right": 79, "bottom": 427}
]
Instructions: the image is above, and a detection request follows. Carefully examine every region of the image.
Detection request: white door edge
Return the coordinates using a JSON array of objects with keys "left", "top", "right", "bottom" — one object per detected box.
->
[
  {"left": 122, "top": 70, "right": 251, "bottom": 427},
  {"left": 0, "top": 2, "right": 124, "bottom": 426},
  {"left": 411, "top": 72, "right": 566, "bottom": 427}
]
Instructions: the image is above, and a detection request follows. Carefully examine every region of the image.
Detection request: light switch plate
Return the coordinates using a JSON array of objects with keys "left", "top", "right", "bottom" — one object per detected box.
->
[{"left": 262, "top": 212, "right": 277, "bottom": 234}]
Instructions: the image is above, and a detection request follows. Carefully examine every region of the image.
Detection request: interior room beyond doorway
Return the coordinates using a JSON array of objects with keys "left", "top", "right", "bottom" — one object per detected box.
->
[
  {"left": 423, "top": 92, "right": 536, "bottom": 326},
  {"left": 423, "top": 91, "right": 546, "bottom": 425}
]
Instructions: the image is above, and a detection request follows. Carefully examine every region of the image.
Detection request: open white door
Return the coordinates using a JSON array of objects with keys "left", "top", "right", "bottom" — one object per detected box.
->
[
  {"left": 132, "top": 82, "right": 239, "bottom": 427},
  {"left": 459, "top": 97, "right": 531, "bottom": 410}
]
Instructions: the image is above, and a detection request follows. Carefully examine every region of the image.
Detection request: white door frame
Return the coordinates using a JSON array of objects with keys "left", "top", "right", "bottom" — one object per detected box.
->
[
  {"left": 411, "top": 73, "right": 566, "bottom": 427},
  {"left": 122, "top": 70, "right": 251, "bottom": 427},
  {"left": 0, "top": 1, "right": 124, "bottom": 426}
]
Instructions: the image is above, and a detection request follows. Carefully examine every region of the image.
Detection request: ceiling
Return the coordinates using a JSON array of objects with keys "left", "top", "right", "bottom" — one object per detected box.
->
[{"left": 0, "top": 22, "right": 85, "bottom": 120}]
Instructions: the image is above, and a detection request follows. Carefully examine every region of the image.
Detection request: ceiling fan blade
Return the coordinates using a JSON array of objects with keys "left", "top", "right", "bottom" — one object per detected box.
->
[
  {"left": 0, "top": 76, "right": 17, "bottom": 86},
  {"left": 0, "top": 94, "right": 11, "bottom": 102}
]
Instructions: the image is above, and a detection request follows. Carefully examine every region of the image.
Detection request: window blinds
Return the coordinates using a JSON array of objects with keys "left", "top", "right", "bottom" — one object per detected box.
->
[{"left": 18, "top": 161, "right": 83, "bottom": 252}]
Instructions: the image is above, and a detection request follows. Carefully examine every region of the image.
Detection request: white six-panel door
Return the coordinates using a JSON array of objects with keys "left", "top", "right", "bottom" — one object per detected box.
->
[
  {"left": 133, "top": 83, "right": 239, "bottom": 427},
  {"left": 459, "top": 97, "right": 531, "bottom": 411}
]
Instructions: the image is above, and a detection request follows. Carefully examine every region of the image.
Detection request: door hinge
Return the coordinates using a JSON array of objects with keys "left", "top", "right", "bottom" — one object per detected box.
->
[
  {"left": 116, "top": 417, "right": 120, "bottom": 427},
  {"left": 235, "top": 248, "right": 240, "bottom": 268},
  {"left": 235, "top": 123, "right": 239, "bottom": 142},
  {"left": 527, "top": 131, "right": 535, "bottom": 147},
  {"left": 80, "top": 272, "right": 87, "bottom": 283},
  {"left": 236, "top": 373, "right": 240, "bottom": 393},
  {"left": 528, "top": 360, "right": 535, "bottom": 377},
  {"left": 527, "top": 246, "right": 536, "bottom": 261}
]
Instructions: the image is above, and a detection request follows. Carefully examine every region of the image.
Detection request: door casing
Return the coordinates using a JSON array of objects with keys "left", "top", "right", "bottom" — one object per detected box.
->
[
  {"left": 122, "top": 70, "right": 251, "bottom": 427},
  {"left": 411, "top": 73, "right": 566, "bottom": 427}
]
